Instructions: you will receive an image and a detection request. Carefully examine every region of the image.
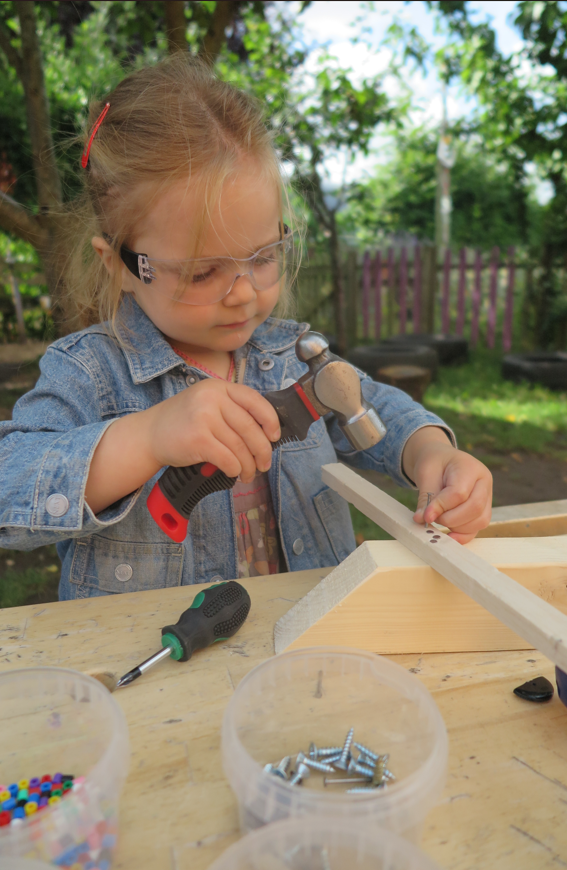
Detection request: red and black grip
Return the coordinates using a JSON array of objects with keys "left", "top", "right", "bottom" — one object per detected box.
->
[{"left": 147, "top": 383, "right": 320, "bottom": 541}]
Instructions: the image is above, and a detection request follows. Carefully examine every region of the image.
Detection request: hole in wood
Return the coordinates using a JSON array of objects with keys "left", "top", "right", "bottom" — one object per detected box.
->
[
  {"left": 85, "top": 670, "right": 118, "bottom": 693},
  {"left": 426, "top": 530, "right": 434, "bottom": 534}
]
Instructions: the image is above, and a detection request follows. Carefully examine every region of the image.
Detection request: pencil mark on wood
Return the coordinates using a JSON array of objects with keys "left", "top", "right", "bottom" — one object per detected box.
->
[
  {"left": 314, "top": 669, "right": 323, "bottom": 698},
  {"left": 163, "top": 718, "right": 182, "bottom": 724},
  {"left": 33, "top": 608, "right": 47, "bottom": 617},
  {"left": 510, "top": 825, "right": 567, "bottom": 866},
  {"left": 226, "top": 666, "right": 235, "bottom": 691},
  {"left": 512, "top": 756, "right": 567, "bottom": 792},
  {"left": 449, "top": 793, "right": 470, "bottom": 802}
]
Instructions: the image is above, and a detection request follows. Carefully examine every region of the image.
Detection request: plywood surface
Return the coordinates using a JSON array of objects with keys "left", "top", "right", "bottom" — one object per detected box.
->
[{"left": 1, "top": 565, "right": 567, "bottom": 870}]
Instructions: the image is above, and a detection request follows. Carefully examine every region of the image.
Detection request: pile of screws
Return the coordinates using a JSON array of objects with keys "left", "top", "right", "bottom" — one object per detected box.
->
[{"left": 263, "top": 728, "right": 395, "bottom": 793}]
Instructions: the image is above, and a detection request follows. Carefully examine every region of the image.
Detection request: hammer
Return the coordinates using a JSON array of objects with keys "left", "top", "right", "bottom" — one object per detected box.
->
[{"left": 147, "top": 332, "right": 387, "bottom": 542}]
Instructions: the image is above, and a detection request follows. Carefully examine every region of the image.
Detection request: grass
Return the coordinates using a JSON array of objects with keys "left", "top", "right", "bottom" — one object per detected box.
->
[
  {"left": 0, "top": 546, "right": 61, "bottom": 608},
  {"left": 424, "top": 349, "right": 567, "bottom": 458}
]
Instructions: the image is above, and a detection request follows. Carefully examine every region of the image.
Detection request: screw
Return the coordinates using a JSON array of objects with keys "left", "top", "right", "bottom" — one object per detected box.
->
[
  {"left": 297, "top": 752, "right": 335, "bottom": 774},
  {"left": 335, "top": 727, "right": 354, "bottom": 770},
  {"left": 289, "top": 762, "right": 310, "bottom": 786},
  {"left": 309, "top": 743, "right": 342, "bottom": 759},
  {"left": 263, "top": 763, "right": 274, "bottom": 774},
  {"left": 356, "top": 753, "right": 377, "bottom": 769},
  {"left": 346, "top": 786, "right": 379, "bottom": 794},
  {"left": 353, "top": 742, "right": 379, "bottom": 761},
  {"left": 348, "top": 758, "right": 374, "bottom": 779},
  {"left": 271, "top": 756, "right": 291, "bottom": 779},
  {"left": 324, "top": 777, "right": 368, "bottom": 786}
]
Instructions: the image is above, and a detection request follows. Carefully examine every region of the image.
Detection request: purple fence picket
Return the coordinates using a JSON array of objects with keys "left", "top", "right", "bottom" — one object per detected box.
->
[
  {"left": 413, "top": 246, "right": 421, "bottom": 334},
  {"left": 362, "top": 250, "right": 371, "bottom": 339},
  {"left": 503, "top": 246, "right": 515, "bottom": 352},
  {"left": 387, "top": 247, "right": 395, "bottom": 336},
  {"left": 471, "top": 250, "right": 483, "bottom": 346},
  {"left": 441, "top": 247, "right": 451, "bottom": 333},
  {"left": 399, "top": 246, "right": 408, "bottom": 334},
  {"left": 487, "top": 246, "right": 500, "bottom": 349},
  {"left": 374, "top": 250, "right": 382, "bottom": 340},
  {"left": 456, "top": 248, "right": 466, "bottom": 336}
]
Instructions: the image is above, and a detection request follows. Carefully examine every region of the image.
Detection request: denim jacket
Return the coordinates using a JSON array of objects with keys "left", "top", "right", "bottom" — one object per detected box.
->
[{"left": 0, "top": 297, "right": 454, "bottom": 599}]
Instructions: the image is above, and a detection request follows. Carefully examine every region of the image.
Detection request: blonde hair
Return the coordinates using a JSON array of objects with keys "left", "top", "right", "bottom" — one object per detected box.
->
[{"left": 64, "top": 54, "right": 298, "bottom": 335}]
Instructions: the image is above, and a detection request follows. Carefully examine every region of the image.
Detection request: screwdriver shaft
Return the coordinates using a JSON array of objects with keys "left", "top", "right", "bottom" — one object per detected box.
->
[{"left": 116, "top": 645, "right": 172, "bottom": 688}]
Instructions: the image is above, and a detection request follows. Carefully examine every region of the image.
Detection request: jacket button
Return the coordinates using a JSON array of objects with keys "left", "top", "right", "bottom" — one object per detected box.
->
[
  {"left": 115, "top": 564, "right": 133, "bottom": 582},
  {"left": 259, "top": 358, "right": 274, "bottom": 371},
  {"left": 292, "top": 538, "right": 304, "bottom": 555},
  {"left": 45, "top": 494, "right": 69, "bottom": 517},
  {"left": 210, "top": 574, "right": 224, "bottom": 583},
  {"left": 186, "top": 375, "right": 197, "bottom": 386}
]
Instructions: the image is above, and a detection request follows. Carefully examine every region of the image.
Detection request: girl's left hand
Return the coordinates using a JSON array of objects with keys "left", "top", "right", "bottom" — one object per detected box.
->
[{"left": 404, "top": 428, "right": 493, "bottom": 544}]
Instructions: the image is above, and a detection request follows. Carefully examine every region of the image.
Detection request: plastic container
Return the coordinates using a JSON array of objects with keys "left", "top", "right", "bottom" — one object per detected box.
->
[
  {"left": 0, "top": 668, "right": 129, "bottom": 867},
  {"left": 206, "top": 815, "right": 442, "bottom": 870},
  {"left": 222, "top": 647, "right": 448, "bottom": 842}
]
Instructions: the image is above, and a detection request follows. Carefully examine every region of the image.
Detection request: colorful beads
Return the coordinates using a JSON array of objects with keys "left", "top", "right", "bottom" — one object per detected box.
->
[
  {"left": 0, "top": 772, "right": 117, "bottom": 869},
  {"left": 0, "top": 773, "right": 74, "bottom": 823}
]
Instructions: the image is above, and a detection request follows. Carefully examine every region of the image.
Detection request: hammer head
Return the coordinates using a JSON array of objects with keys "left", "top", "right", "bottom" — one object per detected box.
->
[{"left": 295, "top": 331, "right": 387, "bottom": 450}]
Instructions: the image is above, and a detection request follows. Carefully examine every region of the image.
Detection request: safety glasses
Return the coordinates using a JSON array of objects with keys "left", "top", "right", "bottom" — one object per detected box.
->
[{"left": 106, "top": 226, "right": 293, "bottom": 305}]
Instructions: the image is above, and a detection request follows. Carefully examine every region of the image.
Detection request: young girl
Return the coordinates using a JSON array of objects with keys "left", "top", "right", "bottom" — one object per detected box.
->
[{"left": 0, "top": 57, "right": 492, "bottom": 600}]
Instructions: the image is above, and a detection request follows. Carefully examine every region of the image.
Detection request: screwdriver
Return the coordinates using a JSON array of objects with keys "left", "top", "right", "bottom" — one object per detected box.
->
[{"left": 115, "top": 580, "right": 251, "bottom": 688}]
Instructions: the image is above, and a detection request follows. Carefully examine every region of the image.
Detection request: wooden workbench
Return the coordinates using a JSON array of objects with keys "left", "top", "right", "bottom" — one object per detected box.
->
[{"left": 1, "top": 567, "right": 566, "bottom": 870}]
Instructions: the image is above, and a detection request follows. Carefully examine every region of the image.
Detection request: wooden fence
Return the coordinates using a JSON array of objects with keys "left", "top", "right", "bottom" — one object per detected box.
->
[{"left": 296, "top": 245, "right": 529, "bottom": 351}]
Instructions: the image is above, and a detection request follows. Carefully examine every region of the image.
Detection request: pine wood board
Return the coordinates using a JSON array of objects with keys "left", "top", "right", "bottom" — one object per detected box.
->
[
  {"left": 1, "top": 577, "right": 567, "bottom": 870},
  {"left": 313, "top": 464, "right": 567, "bottom": 671},
  {"left": 480, "top": 498, "right": 567, "bottom": 538},
  {"left": 275, "top": 538, "right": 567, "bottom": 655}
]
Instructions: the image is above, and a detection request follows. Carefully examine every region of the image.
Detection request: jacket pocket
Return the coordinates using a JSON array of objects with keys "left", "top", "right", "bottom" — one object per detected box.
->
[
  {"left": 313, "top": 485, "right": 356, "bottom": 563},
  {"left": 70, "top": 535, "right": 183, "bottom": 594}
]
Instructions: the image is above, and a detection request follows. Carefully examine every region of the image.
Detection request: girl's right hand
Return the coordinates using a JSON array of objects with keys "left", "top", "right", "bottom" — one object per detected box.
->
[{"left": 144, "top": 379, "right": 281, "bottom": 483}]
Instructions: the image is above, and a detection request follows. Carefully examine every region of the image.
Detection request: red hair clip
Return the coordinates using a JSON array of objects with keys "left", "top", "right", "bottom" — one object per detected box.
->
[{"left": 81, "top": 102, "right": 110, "bottom": 169}]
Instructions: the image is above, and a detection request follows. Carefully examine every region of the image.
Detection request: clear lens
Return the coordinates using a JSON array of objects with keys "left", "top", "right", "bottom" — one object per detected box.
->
[{"left": 145, "top": 236, "right": 292, "bottom": 305}]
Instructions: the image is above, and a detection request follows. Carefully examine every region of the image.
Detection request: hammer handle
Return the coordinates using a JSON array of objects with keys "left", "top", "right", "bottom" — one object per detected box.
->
[{"left": 147, "top": 383, "right": 320, "bottom": 541}]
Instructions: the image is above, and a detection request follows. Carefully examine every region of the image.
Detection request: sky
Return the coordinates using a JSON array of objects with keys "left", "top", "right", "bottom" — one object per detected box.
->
[{"left": 289, "top": 1, "right": 553, "bottom": 199}]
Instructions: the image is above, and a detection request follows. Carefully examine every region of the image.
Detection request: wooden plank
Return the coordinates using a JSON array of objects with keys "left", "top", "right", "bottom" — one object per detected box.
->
[
  {"left": 319, "top": 464, "right": 567, "bottom": 671},
  {"left": 412, "top": 245, "right": 421, "bottom": 334},
  {"left": 374, "top": 250, "right": 382, "bottom": 340},
  {"left": 274, "top": 537, "right": 567, "bottom": 654},
  {"left": 471, "top": 249, "right": 482, "bottom": 346},
  {"left": 441, "top": 247, "right": 451, "bottom": 333},
  {"left": 502, "top": 245, "right": 515, "bottom": 352},
  {"left": 3, "top": 569, "right": 567, "bottom": 868},
  {"left": 456, "top": 247, "right": 466, "bottom": 336},
  {"left": 487, "top": 246, "right": 500, "bottom": 349},
  {"left": 362, "top": 249, "right": 371, "bottom": 340},
  {"left": 480, "top": 498, "right": 567, "bottom": 538},
  {"left": 399, "top": 245, "right": 408, "bottom": 334},
  {"left": 421, "top": 245, "right": 437, "bottom": 333}
]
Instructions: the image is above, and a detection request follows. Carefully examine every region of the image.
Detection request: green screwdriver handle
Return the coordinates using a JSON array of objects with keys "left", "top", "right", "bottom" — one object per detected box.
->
[{"left": 161, "top": 580, "right": 251, "bottom": 662}]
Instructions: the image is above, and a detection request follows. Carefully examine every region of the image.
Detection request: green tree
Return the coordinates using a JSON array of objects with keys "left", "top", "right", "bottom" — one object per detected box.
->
[
  {"left": 428, "top": 0, "right": 567, "bottom": 344},
  {"left": 339, "top": 128, "right": 543, "bottom": 250}
]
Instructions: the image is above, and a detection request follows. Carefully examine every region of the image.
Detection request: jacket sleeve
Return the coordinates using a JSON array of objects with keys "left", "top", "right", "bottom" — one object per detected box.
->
[
  {"left": 325, "top": 372, "right": 456, "bottom": 488},
  {"left": 0, "top": 346, "right": 142, "bottom": 550}
]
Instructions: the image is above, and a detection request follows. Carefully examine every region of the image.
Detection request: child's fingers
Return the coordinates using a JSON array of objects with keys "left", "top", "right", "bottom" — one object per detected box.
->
[
  {"left": 220, "top": 401, "right": 275, "bottom": 473},
  {"left": 226, "top": 383, "right": 281, "bottom": 441},
  {"left": 206, "top": 419, "right": 258, "bottom": 481},
  {"left": 435, "top": 478, "right": 492, "bottom": 530}
]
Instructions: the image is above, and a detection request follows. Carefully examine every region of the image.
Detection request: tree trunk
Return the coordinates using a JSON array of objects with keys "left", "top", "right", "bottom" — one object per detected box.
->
[
  {"left": 164, "top": 1, "right": 187, "bottom": 53},
  {"left": 198, "top": 1, "right": 240, "bottom": 65}
]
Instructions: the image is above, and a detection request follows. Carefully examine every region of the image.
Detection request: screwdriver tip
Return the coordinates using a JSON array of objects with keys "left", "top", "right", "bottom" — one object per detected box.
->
[{"left": 115, "top": 667, "right": 141, "bottom": 689}]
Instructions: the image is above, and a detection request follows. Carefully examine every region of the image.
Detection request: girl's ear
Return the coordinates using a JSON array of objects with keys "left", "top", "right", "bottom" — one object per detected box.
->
[{"left": 91, "top": 236, "right": 115, "bottom": 275}]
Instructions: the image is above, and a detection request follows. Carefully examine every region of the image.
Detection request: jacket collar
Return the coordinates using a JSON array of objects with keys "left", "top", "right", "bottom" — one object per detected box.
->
[{"left": 115, "top": 296, "right": 309, "bottom": 385}]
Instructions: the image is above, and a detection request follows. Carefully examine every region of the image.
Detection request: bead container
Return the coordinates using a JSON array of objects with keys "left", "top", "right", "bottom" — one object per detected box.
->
[{"left": 0, "top": 668, "right": 129, "bottom": 867}]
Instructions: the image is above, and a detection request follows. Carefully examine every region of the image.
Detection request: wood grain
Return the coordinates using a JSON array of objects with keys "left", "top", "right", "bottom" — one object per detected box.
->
[
  {"left": 1, "top": 568, "right": 567, "bottom": 869},
  {"left": 321, "top": 464, "right": 567, "bottom": 670}
]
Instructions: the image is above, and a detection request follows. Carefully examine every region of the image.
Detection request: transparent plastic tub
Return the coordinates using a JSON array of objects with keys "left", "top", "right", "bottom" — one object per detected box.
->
[
  {"left": 207, "top": 815, "right": 443, "bottom": 870},
  {"left": 222, "top": 647, "right": 448, "bottom": 842},
  {"left": 0, "top": 668, "right": 130, "bottom": 867}
]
